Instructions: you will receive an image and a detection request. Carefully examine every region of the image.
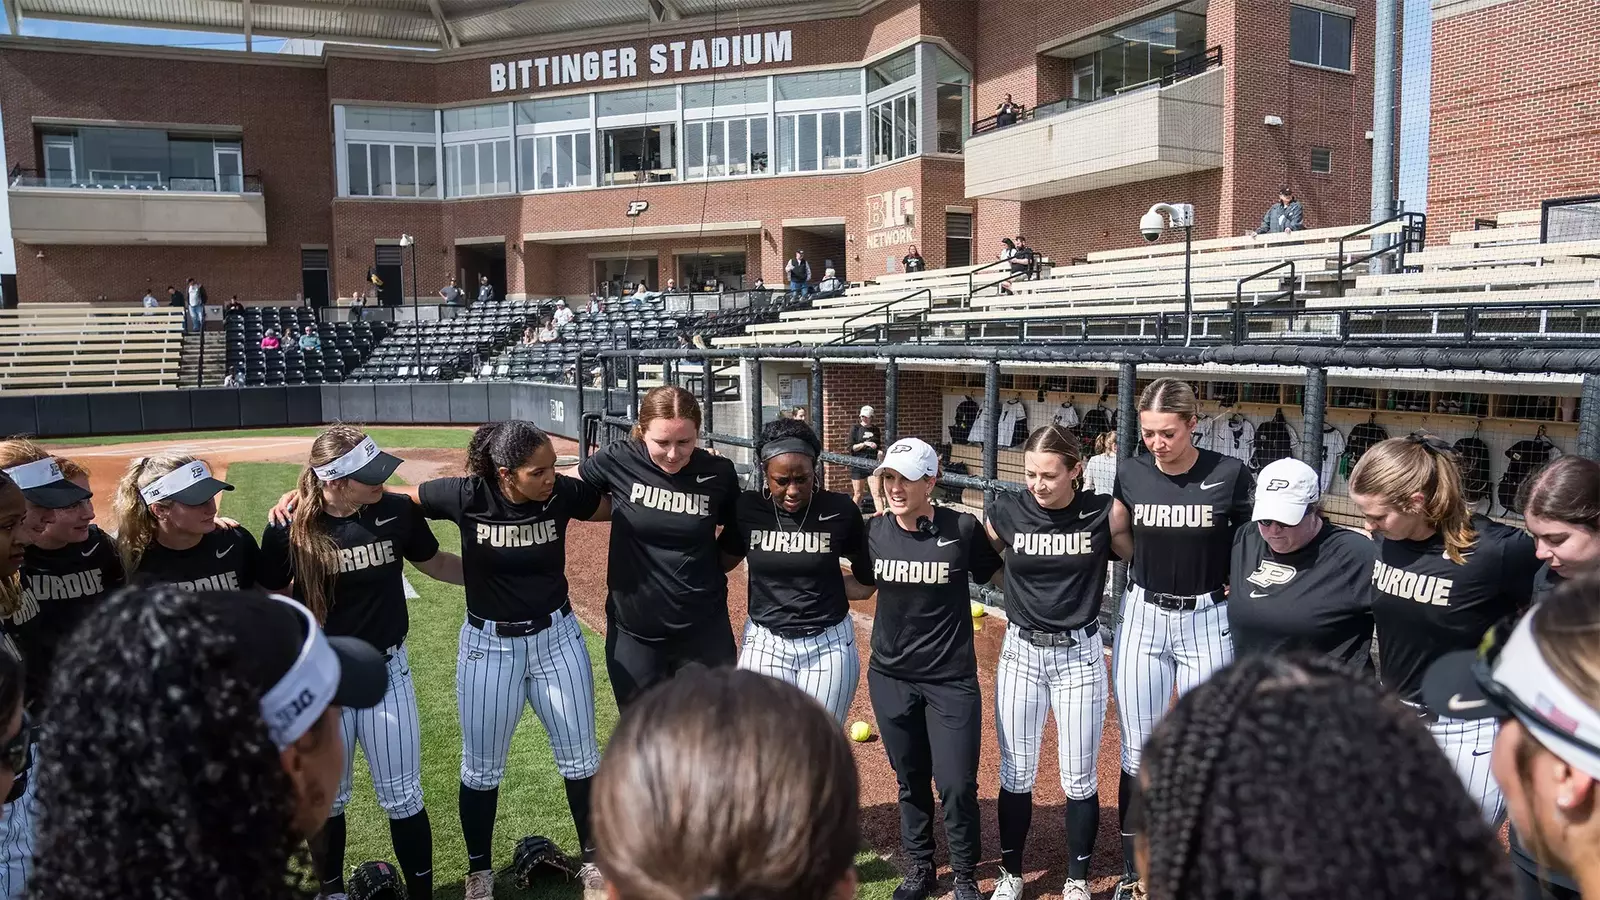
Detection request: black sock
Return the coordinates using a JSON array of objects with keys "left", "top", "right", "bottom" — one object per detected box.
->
[
  {"left": 309, "top": 813, "right": 347, "bottom": 894},
  {"left": 390, "top": 809, "right": 434, "bottom": 899},
  {"left": 1066, "top": 797, "right": 1100, "bottom": 881},
  {"left": 1119, "top": 769, "right": 1143, "bottom": 881},
  {"left": 564, "top": 776, "right": 596, "bottom": 862},
  {"left": 997, "top": 788, "right": 1032, "bottom": 877},
  {"left": 459, "top": 784, "right": 500, "bottom": 873}
]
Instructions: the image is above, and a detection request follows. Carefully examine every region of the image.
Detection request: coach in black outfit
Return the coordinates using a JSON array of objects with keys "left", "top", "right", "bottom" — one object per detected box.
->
[
  {"left": 1229, "top": 458, "right": 1377, "bottom": 670},
  {"left": 866, "top": 437, "right": 1003, "bottom": 900}
]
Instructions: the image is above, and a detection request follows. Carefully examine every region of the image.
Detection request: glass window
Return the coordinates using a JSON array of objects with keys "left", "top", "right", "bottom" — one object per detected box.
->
[
  {"left": 869, "top": 94, "right": 916, "bottom": 164},
  {"left": 459, "top": 145, "right": 476, "bottom": 196},
  {"left": 1064, "top": 7, "right": 1209, "bottom": 102},
  {"left": 518, "top": 138, "right": 535, "bottom": 189},
  {"left": 555, "top": 134, "right": 574, "bottom": 185},
  {"left": 370, "top": 145, "right": 394, "bottom": 196},
  {"left": 775, "top": 70, "right": 860, "bottom": 101},
  {"left": 750, "top": 118, "right": 769, "bottom": 173},
  {"left": 1290, "top": 5, "right": 1352, "bottom": 68},
  {"left": 494, "top": 140, "right": 512, "bottom": 193},
  {"left": 536, "top": 136, "right": 554, "bottom": 188},
  {"left": 417, "top": 145, "right": 437, "bottom": 197},
  {"left": 346, "top": 106, "right": 435, "bottom": 134},
  {"left": 684, "top": 76, "right": 768, "bottom": 109},
  {"left": 394, "top": 145, "right": 416, "bottom": 197},
  {"left": 777, "top": 115, "right": 797, "bottom": 173},
  {"left": 515, "top": 95, "right": 589, "bottom": 125},
  {"left": 596, "top": 86, "right": 677, "bottom": 118},
  {"left": 867, "top": 48, "right": 916, "bottom": 92},
  {"left": 821, "top": 111, "right": 842, "bottom": 170},
  {"left": 574, "top": 136, "right": 592, "bottom": 186},
  {"left": 728, "top": 120, "right": 748, "bottom": 176},
  {"left": 707, "top": 119, "right": 727, "bottom": 177},
  {"left": 686, "top": 121, "right": 705, "bottom": 179},
  {"left": 843, "top": 110, "right": 862, "bottom": 168},
  {"left": 443, "top": 104, "right": 510, "bottom": 132},
  {"left": 797, "top": 114, "right": 818, "bottom": 171},
  {"left": 347, "top": 142, "right": 369, "bottom": 196},
  {"left": 600, "top": 124, "right": 676, "bottom": 185}
]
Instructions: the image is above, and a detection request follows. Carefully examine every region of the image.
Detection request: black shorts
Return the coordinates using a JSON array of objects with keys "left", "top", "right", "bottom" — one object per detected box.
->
[{"left": 850, "top": 458, "right": 875, "bottom": 481}]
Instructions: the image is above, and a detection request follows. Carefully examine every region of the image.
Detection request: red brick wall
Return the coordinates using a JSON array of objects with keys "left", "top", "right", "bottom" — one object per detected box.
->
[
  {"left": 0, "top": 46, "right": 333, "bottom": 303},
  {"left": 1426, "top": 0, "right": 1600, "bottom": 240},
  {"left": 1020, "top": 171, "right": 1227, "bottom": 263},
  {"left": 821, "top": 364, "right": 943, "bottom": 490}
]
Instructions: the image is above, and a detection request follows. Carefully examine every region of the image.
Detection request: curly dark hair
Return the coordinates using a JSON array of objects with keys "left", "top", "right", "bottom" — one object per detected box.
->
[
  {"left": 1141, "top": 654, "right": 1511, "bottom": 900},
  {"left": 755, "top": 417, "right": 822, "bottom": 460},
  {"left": 29, "top": 584, "right": 313, "bottom": 900},
  {"left": 467, "top": 419, "right": 552, "bottom": 483}
]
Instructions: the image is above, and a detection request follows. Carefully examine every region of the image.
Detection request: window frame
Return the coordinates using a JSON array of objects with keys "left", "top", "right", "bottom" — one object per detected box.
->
[{"left": 1289, "top": 5, "right": 1354, "bottom": 72}]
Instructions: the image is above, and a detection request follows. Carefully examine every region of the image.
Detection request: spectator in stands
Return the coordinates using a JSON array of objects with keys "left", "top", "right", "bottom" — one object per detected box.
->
[
  {"left": 185, "top": 277, "right": 207, "bottom": 333},
  {"left": 995, "top": 94, "right": 1023, "bottom": 127},
  {"left": 521, "top": 325, "right": 538, "bottom": 346},
  {"left": 1255, "top": 187, "right": 1305, "bottom": 235},
  {"left": 999, "top": 237, "right": 1016, "bottom": 262},
  {"left": 476, "top": 274, "right": 495, "bottom": 304},
  {"left": 752, "top": 277, "right": 767, "bottom": 291},
  {"left": 298, "top": 326, "right": 321, "bottom": 352},
  {"left": 1010, "top": 235, "right": 1037, "bottom": 280},
  {"left": 221, "top": 371, "right": 239, "bottom": 388},
  {"left": 902, "top": 246, "right": 927, "bottom": 273},
  {"left": 260, "top": 329, "right": 281, "bottom": 350},
  {"left": 785, "top": 250, "right": 812, "bottom": 298},
  {"left": 167, "top": 284, "right": 183, "bottom": 308},
  {"left": 142, "top": 288, "right": 159, "bottom": 311},
  {"left": 537, "top": 318, "right": 559, "bottom": 343},
  {"left": 347, "top": 291, "right": 366, "bottom": 323},
  {"left": 439, "top": 277, "right": 464, "bottom": 307},
  {"left": 225, "top": 296, "right": 244, "bottom": 315},
  {"left": 552, "top": 302, "right": 574, "bottom": 329},
  {"left": 587, "top": 294, "right": 603, "bottom": 315},
  {"left": 815, "top": 268, "right": 845, "bottom": 298}
]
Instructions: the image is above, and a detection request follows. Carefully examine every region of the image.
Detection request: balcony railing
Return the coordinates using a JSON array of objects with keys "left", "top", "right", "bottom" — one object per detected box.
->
[
  {"left": 7, "top": 166, "right": 263, "bottom": 194},
  {"left": 971, "top": 45, "right": 1223, "bottom": 137}
]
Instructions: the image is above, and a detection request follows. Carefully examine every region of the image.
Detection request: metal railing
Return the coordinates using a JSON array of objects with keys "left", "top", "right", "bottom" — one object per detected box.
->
[
  {"left": 1334, "top": 211, "right": 1427, "bottom": 295},
  {"left": 1232, "top": 260, "right": 1299, "bottom": 338},
  {"left": 834, "top": 288, "right": 933, "bottom": 344},
  {"left": 7, "top": 166, "right": 263, "bottom": 193},
  {"left": 971, "top": 46, "right": 1222, "bottom": 136}
]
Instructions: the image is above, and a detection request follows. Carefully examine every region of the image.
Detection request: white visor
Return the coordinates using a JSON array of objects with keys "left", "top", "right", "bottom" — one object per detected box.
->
[
  {"left": 5, "top": 457, "right": 64, "bottom": 490},
  {"left": 312, "top": 437, "right": 401, "bottom": 484},
  {"left": 139, "top": 459, "right": 233, "bottom": 506},
  {"left": 261, "top": 596, "right": 342, "bottom": 751},
  {"left": 1494, "top": 617, "right": 1600, "bottom": 781}
]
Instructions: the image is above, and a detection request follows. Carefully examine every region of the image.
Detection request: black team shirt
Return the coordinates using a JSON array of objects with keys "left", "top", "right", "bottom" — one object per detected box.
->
[
  {"left": 259, "top": 492, "right": 440, "bottom": 651},
  {"left": 580, "top": 439, "right": 739, "bottom": 641},
  {"left": 1370, "top": 514, "right": 1537, "bottom": 702},
  {"left": 847, "top": 423, "right": 883, "bottom": 461},
  {"left": 718, "top": 489, "right": 873, "bottom": 632},
  {"left": 11, "top": 525, "right": 125, "bottom": 714},
  {"left": 134, "top": 525, "right": 261, "bottom": 591},
  {"left": 986, "top": 489, "right": 1113, "bottom": 633},
  {"left": 1229, "top": 520, "right": 1376, "bottom": 669},
  {"left": 1114, "top": 448, "right": 1252, "bottom": 595},
  {"left": 866, "top": 506, "right": 1004, "bottom": 682},
  {"left": 418, "top": 474, "right": 602, "bottom": 621}
]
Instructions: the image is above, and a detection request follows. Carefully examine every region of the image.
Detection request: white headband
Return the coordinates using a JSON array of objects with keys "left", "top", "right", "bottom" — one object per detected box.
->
[
  {"left": 261, "top": 595, "right": 341, "bottom": 751},
  {"left": 313, "top": 437, "right": 380, "bottom": 482},
  {"left": 3, "top": 458, "right": 64, "bottom": 490},
  {"left": 139, "top": 460, "right": 215, "bottom": 505},
  {"left": 1494, "top": 617, "right": 1600, "bottom": 780}
]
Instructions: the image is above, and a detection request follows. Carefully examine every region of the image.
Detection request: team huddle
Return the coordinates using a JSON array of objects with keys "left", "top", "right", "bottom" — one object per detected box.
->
[{"left": 0, "top": 375, "right": 1594, "bottom": 900}]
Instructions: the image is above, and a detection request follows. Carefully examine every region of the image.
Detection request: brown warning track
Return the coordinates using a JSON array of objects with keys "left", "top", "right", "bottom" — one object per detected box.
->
[{"left": 52, "top": 433, "right": 1130, "bottom": 900}]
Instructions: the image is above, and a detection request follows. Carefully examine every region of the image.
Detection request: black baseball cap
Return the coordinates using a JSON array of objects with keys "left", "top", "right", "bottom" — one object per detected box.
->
[
  {"left": 3, "top": 457, "right": 92, "bottom": 509},
  {"left": 312, "top": 436, "right": 403, "bottom": 486},
  {"left": 219, "top": 591, "right": 388, "bottom": 749}
]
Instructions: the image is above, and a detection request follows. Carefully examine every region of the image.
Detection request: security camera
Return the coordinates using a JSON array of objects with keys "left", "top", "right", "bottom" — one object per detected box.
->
[{"left": 1139, "top": 210, "right": 1165, "bottom": 242}]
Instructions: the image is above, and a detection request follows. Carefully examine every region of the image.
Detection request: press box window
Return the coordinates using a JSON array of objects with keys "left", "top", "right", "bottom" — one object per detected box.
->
[
  {"left": 1290, "top": 6, "right": 1353, "bottom": 71},
  {"left": 1311, "top": 147, "right": 1332, "bottom": 173}
]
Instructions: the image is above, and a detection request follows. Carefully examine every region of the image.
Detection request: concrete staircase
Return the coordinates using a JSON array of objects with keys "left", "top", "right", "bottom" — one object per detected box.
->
[{"left": 178, "top": 327, "right": 228, "bottom": 387}]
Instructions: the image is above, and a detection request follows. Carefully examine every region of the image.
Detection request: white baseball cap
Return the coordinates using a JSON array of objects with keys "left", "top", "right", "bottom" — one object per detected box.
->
[
  {"left": 1252, "top": 458, "right": 1320, "bottom": 525},
  {"left": 860, "top": 405, "right": 874, "bottom": 418},
  {"left": 874, "top": 437, "right": 938, "bottom": 481}
]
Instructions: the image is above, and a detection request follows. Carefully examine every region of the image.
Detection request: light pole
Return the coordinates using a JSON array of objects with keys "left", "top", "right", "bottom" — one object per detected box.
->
[
  {"left": 1139, "top": 202, "right": 1196, "bottom": 345},
  {"left": 399, "top": 233, "right": 419, "bottom": 380}
]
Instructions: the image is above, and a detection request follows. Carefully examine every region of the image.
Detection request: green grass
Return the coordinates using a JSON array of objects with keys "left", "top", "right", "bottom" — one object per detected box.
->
[
  {"left": 223, "top": 461, "right": 900, "bottom": 899},
  {"left": 45, "top": 426, "right": 478, "bottom": 449}
]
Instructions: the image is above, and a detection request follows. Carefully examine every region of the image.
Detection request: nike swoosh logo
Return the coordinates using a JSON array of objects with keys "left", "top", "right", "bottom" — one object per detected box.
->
[
  {"left": 819, "top": 513, "right": 840, "bottom": 520},
  {"left": 936, "top": 538, "right": 958, "bottom": 547},
  {"left": 1448, "top": 694, "right": 1489, "bottom": 713},
  {"left": 1076, "top": 854, "right": 1092, "bottom": 862},
  {"left": 1249, "top": 590, "right": 1269, "bottom": 598},
  {"left": 1471, "top": 749, "right": 1492, "bottom": 757},
  {"left": 1079, "top": 510, "right": 1097, "bottom": 519},
  {"left": 696, "top": 475, "right": 715, "bottom": 483},
  {"left": 215, "top": 545, "right": 234, "bottom": 558},
  {"left": 374, "top": 516, "right": 397, "bottom": 527},
  {"left": 1200, "top": 480, "right": 1226, "bottom": 490},
  {"left": 414, "top": 869, "right": 432, "bottom": 877},
  {"left": 80, "top": 548, "right": 95, "bottom": 557}
]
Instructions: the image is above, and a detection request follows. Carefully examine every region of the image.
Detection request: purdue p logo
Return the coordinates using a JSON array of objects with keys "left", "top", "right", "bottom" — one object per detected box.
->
[
  {"left": 1264, "top": 478, "right": 1291, "bottom": 492},
  {"left": 1247, "top": 560, "right": 1297, "bottom": 588},
  {"left": 625, "top": 200, "right": 650, "bottom": 217}
]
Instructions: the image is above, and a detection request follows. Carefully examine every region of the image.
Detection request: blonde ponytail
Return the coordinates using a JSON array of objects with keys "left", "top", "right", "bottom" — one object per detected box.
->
[
  {"left": 1350, "top": 434, "right": 1477, "bottom": 564},
  {"left": 110, "top": 452, "right": 200, "bottom": 575},
  {"left": 292, "top": 426, "right": 365, "bottom": 622}
]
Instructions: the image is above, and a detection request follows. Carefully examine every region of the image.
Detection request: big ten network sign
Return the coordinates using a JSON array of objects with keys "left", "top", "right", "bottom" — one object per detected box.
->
[
  {"left": 865, "top": 188, "right": 915, "bottom": 262},
  {"left": 489, "top": 29, "right": 794, "bottom": 94}
]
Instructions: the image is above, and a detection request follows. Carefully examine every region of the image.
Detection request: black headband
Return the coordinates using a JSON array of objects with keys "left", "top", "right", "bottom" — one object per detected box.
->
[{"left": 759, "top": 437, "right": 817, "bottom": 463}]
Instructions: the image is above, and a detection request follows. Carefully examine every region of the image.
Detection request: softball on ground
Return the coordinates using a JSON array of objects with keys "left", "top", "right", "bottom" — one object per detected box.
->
[
  {"left": 971, "top": 601, "right": 987, "bottom": 618},
  {"left": 849, "top": 721, "right": 872, "bottom": 742}
]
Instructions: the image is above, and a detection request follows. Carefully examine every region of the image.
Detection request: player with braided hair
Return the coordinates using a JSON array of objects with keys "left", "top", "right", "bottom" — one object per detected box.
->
[
  {"left": 717, "top": 416, "right": 874, "bottom": 724},
  {"left": 1139, "top": 654, "right": 1511, "bottom": 900}
]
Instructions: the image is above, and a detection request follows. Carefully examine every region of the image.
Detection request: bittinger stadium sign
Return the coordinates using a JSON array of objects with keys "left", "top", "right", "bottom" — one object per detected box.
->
[{"left": 489, "top": 29, "right": 794, "bottom": 94}]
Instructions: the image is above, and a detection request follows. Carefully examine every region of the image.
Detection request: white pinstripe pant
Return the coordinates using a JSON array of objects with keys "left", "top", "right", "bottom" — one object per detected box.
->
[
  {"left": 1429, "top": 714, "right": 1504, "bottom": 825},
  {"left": 335, "top": 644, "right": 425, "bottom": 819},
  {"left": 996, "top": 623, "right": 1107, "bottom": 799},
  {"left": 737, "top": 617, "right": 859, "bottom": 724},
  {"left": 1112, "top": 585, "right": 1234, "bottom": 774},
  {"left": 457, "top": 609, "right": 600, "bottom": 787},
  {"left": 0, "top": 746, "right": 38, "bottom": 900}
]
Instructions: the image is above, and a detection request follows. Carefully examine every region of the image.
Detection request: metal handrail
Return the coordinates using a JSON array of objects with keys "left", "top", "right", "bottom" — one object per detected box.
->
[
  {"left": 837, "top": 288, "right": 933, "bottom": 344},
  {"left": 1232, "top": 260, "right": 1298, "bottom": 343},
  {"left": 965, "top": 257, "right": 1014, "bottom": 298},
  {"left": 1335, "top": 211, "right": 1428, "bottom": 295}
]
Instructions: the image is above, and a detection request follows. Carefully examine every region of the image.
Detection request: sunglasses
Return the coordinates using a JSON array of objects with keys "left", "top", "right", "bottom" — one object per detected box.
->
[{"left": 1473, "top": 618, "right": 1600, "bottom": 759}]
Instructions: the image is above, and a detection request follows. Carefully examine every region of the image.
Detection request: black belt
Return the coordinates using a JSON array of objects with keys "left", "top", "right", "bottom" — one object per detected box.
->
[
  {"left": 1142, "top": 587, "right": 1225, "bottom": 612},
  {"left": 468, "top": 601, "right": 572, "bottom": 638},
  {"left": 768, "top": 620, "right": 842, "bottom": 640},
  {"left": 1015, "top": 621, "right": 1099, "bottom": 647}
]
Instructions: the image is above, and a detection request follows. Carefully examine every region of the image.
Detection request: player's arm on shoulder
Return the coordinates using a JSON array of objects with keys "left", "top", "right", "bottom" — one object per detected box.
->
[
  {"left": 964, "top": 513, "right": 1005, "bottom": 584},
  {"left": 255, "top": 522, "right": 294, "bottom": 591},
  {"left": 1228, "top": 460, "right": 1253, "bottom": 524},
  {"left": 1109, "top": 499, "right": 1134, "bottom": 562},
  {"left": 412, "top": 550, "right": 464, "bottom": 586},
  {"left": 557, "top": 474, "right": 609, "bottom": 522},
  {"left": 414, "top": 477, "right": 461, "bottom": 521}
]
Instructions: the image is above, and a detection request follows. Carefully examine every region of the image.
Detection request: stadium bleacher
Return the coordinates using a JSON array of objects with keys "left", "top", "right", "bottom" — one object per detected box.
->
[
  {"left": 0, "top": 305, "right": 186, "bottom": 393},
  {"left": 349, "top": 300, "right": 550, "bottom": 382},
  {"left": 225, "top": 306, "right": 387, "bottom": 386}
]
